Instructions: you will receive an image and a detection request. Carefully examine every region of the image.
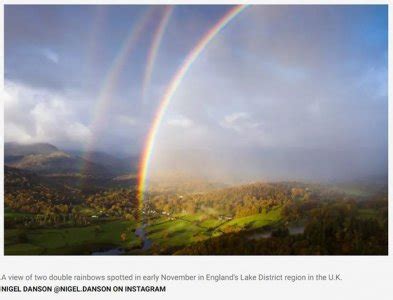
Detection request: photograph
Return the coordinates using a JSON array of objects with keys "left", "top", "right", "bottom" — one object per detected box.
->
[{"left": 4, "top": 4, "right": 388, "bottom": 255}]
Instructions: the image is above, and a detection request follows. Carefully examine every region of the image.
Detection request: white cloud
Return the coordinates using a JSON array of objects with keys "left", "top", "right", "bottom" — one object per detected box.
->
[
  {"left": 220, "top": 112, "right": 261, "bottom": 133},
  {"left": 65, "top": 123, "right": 91, "bottom": 142},
  {"left": 117, "top": 115, "right": 137, "bottom": 126},
  {"left": 42, "top": 48, "right": 59, "bottom": 64},
  {"left": 167, "top": 115, "right": 193, "bottom": 128},
  {"left": 4, "top": 123, "right": 33, "bottom": 143},
  {"left": 4, "top": 80, "right": 91, "bottom": 147}
]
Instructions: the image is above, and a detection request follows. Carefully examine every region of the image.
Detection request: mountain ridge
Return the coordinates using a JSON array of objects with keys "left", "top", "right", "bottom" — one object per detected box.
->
[{"left": 4, "top": 142, "right": 129, "bottom": 177}]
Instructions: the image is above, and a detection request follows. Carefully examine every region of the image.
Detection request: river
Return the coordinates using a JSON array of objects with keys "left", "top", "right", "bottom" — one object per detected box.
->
[
  {"left": 92, "top": 222, "right": 152, "bottom": 255},
  {"left": 135, "top": 223, "right": 153, "bottom": 251}
]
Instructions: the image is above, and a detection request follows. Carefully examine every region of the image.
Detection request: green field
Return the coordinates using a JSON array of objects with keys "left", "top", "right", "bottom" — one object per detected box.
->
[
  {"left": 140, "top": 208, "right": 283, "bottom": 252},
  {"left": 220, "top": 207, "right": 282, "bottom": 231},
  {"left": 4, "top": 201, "right": 385, "bottom": 255},
  {"left": 358, "top": 208, "right": 379, "bottom": 220},
  {"left": 5, "top": 206, "right": 284, "bottom": 255},
  {"left": 5, "top": 207, "right": 34, "bottom": 222},
  {"left": 5, "top": 220, "right": 140, "bottom": 255},
  {"left": 145, "top": 218, "right": 206, "bottom": 250}
]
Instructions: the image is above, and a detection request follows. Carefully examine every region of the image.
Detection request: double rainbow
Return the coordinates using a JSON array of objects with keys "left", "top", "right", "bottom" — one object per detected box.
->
[
  {"left": 142, "top": 6, "right": 174, "bottom": 101},
  {"left": 82, "top": 7, "right": 175, "bottom": 178},
  {"left": 81, "top": 8, "right": 154, "bottom": 176},
  {"left": 137, "top": 5, "right": 247, "bottom": 204},
  {"left": 78, "top": 5, "right": 246, "bottom": 214}
]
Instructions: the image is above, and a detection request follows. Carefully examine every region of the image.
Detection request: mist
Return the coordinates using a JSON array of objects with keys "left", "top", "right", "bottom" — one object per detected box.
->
[
  {"left": 148, "top": 5, "right": 387, "bottom": 184},
  {"left": 149, "top": 145, "right": 387, "bottom": 184}
]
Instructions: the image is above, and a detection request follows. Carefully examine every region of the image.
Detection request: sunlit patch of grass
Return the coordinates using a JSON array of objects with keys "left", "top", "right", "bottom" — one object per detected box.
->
[{"left": 4, "top": 220, "right": 139, "bottom": 255}]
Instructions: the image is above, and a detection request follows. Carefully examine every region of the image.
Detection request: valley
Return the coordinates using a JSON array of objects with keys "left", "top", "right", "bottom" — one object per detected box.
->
[{"left": 4, "top": 142, "right": 388, "bottom": 255}]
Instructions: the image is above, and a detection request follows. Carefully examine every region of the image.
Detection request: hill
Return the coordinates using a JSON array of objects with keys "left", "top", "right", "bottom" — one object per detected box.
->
[
  {"left": 5, "top": 142, "right": 112, "bottom": 177},
  {"left": 4, "top": 166, "right": 84, "bottom": 212},
  {"left": 5, "top": 142, "right": 58, "bottom": 156},
  {"left": 67, "top": 150, "right": 137, "bottom": 175}
]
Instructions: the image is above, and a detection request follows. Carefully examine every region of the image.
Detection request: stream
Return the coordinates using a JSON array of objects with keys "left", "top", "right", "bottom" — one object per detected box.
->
[
  {"left": 92, "top": 247, "right": 125, "bottom": 255},
  {"left": 135, "top": 223, "right": 153, "bottom": 251},
  {"left": 92, "top": 222, "right": 152, "bottom": 255}
]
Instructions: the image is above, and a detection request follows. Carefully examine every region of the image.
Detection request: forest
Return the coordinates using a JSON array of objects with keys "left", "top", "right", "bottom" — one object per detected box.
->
[{"left": 4, "top": 157, "right": 388, "bottom": 255}]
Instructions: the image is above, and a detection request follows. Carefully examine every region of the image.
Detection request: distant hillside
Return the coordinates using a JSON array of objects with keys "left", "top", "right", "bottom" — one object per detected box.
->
[
  {"left": 4, "top": 166, "right": 86, "bottom": 217},
  {"left": 4, "top": 166, "right": 82, "bottom": 203},
  {"left": 5, "top": 142, "right": 110, "bottom": 177},
  {"left": 67, "top": 150, "right": 137, "bottom": 175},
  {"left": 5, "top": 142, "right": 58, "bottom": 156}
]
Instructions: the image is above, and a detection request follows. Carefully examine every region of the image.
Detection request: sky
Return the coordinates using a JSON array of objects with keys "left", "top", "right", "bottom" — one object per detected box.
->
[{"left": 4, "top": 5, "right": 388, "bottom": 182}]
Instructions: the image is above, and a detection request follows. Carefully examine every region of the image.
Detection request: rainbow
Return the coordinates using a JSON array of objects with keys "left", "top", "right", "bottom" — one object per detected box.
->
[
  {"left": 86, "top": 6, "right": 107, "bottom": 74},
  {"left": 81, "top": 8, "right": 154, "bottom": 176},
  {"left": 141, "top": 6, "right": 174, "bottom": 101},
  {"left": 137, "top": 5, "right": 247, "bottom": 203}
]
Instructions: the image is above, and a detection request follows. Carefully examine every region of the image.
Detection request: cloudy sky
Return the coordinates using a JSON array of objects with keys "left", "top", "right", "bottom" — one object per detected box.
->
[{"left": 5, "top": 5, "right": 388, "bottom": 182}]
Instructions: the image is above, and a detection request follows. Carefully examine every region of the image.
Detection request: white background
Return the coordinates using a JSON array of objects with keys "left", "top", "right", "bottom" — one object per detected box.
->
[{"left": 0, "top": 1, "right": 392, "bottom": 299}]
